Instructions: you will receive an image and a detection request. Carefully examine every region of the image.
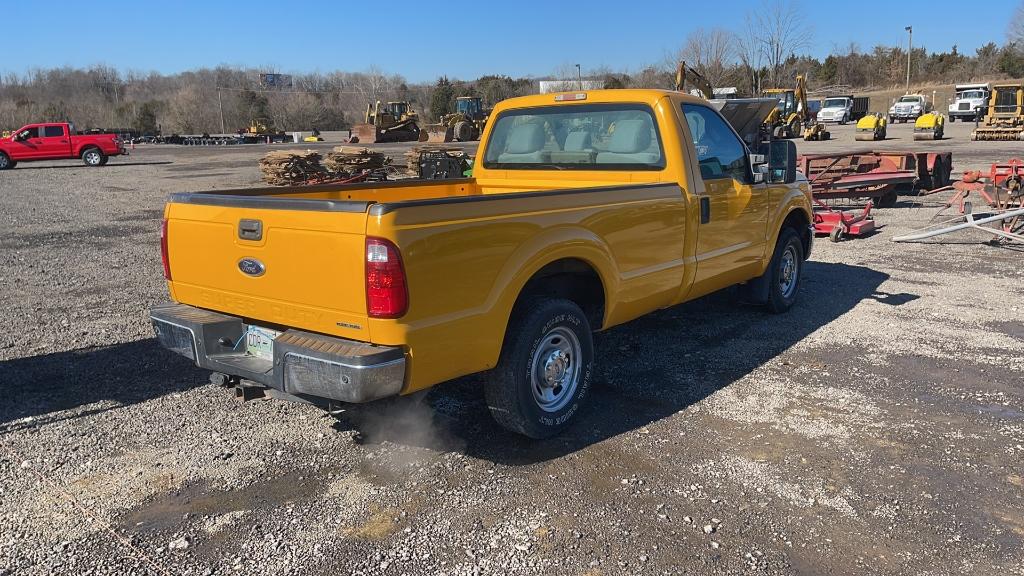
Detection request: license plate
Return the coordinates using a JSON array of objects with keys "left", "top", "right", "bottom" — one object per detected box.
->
[{"left": 245, "top": 325, "right": 280, "bottom": 360}]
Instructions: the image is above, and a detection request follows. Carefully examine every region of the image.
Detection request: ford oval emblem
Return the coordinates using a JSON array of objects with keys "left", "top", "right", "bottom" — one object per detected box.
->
[{"left": 238, "top": 258, "right": 266, "bottom": 277}]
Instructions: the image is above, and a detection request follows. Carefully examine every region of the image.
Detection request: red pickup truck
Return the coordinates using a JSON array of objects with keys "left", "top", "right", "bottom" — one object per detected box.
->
[{"left": 0, "top": 122, "right": 127, "bottom": 169}]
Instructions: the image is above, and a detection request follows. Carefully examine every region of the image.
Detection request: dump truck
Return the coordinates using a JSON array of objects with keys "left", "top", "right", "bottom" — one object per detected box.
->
[
  {"left": 948, "top": 83, "right": 990, "bottom": 122},
  {"left": 150, "top": 89, "right": 813, "bottom": 439},
  {"left": 816, "top": 96, "right": 869, "bottom": 124},
  {"left": 971, "top": 83, "right": 1024, "bottom": 141}
]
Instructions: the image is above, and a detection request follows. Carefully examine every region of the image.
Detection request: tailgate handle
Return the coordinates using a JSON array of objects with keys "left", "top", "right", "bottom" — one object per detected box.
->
[{"left": 238, "top": 219, "right": 263, "bottom": 241}]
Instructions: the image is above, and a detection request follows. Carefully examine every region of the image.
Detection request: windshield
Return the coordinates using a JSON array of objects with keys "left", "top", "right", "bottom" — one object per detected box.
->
[
  {"left": 958, "top": 91, "right": 986, "bottom": 99},
  {"left": 898, "top": 96, "right": 922, "bottom": 103},
  {"left": 483, "top": 103, "right": 665, "bottom": 171},
  {"left": 822, "top": 98, "right": 847, "bottom": 108}
]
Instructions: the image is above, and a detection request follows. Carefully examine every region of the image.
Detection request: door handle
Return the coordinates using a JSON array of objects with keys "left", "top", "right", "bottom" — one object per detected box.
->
[{"left": 699, "top": 196, "right": 710, "bottom": 224}]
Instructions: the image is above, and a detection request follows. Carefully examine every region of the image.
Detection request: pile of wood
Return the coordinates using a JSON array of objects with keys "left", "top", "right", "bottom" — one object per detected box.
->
[
  {"left": 323, "top": 146, "right": 389, "bottom": 173},
  {"left": 402, "top": 145, "right": 467, "bottom": 176},
  {"left": 258, "top": 150, "right": 326, "bottom": 185}
]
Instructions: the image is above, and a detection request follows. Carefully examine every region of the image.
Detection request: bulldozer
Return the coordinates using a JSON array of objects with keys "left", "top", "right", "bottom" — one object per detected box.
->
[
  {"left": 913, "top": 112, "right": 946, "bottom": 141},
  {"left": 353, "top": 101, "right": 424, "bottom": 144},
  {"left": 971, "top": 83, "right": 1024, "bottom": 141},
  {"left": 855, "top": 113, "right": 888, "bottom": 141},
  {"left": 763, "top": 75, "right": 829, "bottom": 140},
  {"left": 425, "top": 96, "right": 490, "bottom": 142}
]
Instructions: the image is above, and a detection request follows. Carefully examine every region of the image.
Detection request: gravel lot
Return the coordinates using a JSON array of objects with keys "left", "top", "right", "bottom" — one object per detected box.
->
[{"left": 1, "top": 119, "right": 1023, "bottom": 576}]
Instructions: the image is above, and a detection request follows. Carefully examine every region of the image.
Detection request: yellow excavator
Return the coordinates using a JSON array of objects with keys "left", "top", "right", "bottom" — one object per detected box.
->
[
  {"left": 425, "top": 96, "right": 490, "bottom": 142},
  {"left": 971, "top": 83, "right": 1024, "bottom": 141},
  {"left": 675, "top": 61, "right": 713, "bottom": 99},
  {"left": 855, "top": 113, "right": 888, "bottom": 141},
  {"left": 354, "top": 101, "right": 425, "bottom": 144},
  {"left": 763, "top": 75, "right": 829, "bottom": 141}
]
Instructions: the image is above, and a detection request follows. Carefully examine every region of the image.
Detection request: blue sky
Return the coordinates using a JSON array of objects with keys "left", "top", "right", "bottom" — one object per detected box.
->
[{"left": 5, "top": 0, "right": 1018, "bottom": 82}]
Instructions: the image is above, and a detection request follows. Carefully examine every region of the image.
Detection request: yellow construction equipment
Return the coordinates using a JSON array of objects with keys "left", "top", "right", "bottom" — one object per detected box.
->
[
  {"left": 425, "top": 96, "right": 490, "bottom": 143},
  {"left": 855, "top": 113, "right": 888, "bottom": 141},
  {"left": 674, "top": 61, "right": 713, "bottom": 99},
  {"left": 354, "top": 101, "right": 424, "bottom": 144},
  {"left": 971, "top": 83, "right": 1024, "bottom": 141},
  {"left": 763, "top": 75, "right": 828, "bottom": 140},
  {"left": 913, "top": 112, "right": 945, "bottom": 141}
]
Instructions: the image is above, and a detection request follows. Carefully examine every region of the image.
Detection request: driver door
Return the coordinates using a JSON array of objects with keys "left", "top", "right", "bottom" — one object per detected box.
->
[
  {"left": 682, "top": 104, "right": 769, "bottom": 296},
  {"left": 10, "top": 126, "right": 42, "bottom": 160}
]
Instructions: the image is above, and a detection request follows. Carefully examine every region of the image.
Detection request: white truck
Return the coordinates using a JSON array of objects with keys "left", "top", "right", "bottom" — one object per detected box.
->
[
  {"left": 816, "top": 96, "right": 869, "bottom": 124},
  {"left": 889, "top": 94, "right": 931, "bottom": 123},
  {"left": 947, "top": 83, "right": 990, "bottom": 122}
]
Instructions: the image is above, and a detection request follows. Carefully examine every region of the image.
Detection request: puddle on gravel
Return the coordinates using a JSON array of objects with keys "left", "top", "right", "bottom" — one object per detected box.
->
[{"left": 120, "top": 472, "right": 328, "bottom": 533}]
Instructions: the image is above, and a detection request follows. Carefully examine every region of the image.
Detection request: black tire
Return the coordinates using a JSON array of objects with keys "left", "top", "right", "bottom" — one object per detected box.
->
[
  {"left": 949, "top": 116, "right": 955, "bottom": 122},
  {"left": 0, "top": 152, "right": 13, "bottom": 170},
  {"left": 82, "top": 147, "right": 105, "bottom": 167},
  {"left": 765, "top": 227, "right": 804, "bottom": 314},
  {"left": 787, "top": 119, "right": 800, "bottom": 139},
  {"left": 98, "top": 156, "right": 109, "bottom": 166},
  {"left": 485, "top": 297, "right": 594, "bottom": 439},
  {"left": 829, "top": 226, "right": 844, "bottom": 243}
]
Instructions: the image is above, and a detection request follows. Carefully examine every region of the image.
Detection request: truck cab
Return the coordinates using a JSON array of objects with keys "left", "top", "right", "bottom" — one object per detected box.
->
[
  {"left": 948, "top": 83, "right": 990, "bottom": 122},
  {"left": 889, "top": 94, "right": 931, "bottom": 123}
]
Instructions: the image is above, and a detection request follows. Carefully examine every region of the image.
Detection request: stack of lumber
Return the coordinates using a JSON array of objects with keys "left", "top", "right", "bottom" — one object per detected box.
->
[
  {"left": 258, "top": 150, "right": 325, "bottom": 185},
  {"left": 402, "top": 145, "right": 467, "bottom": 175},
  {"left": 323, "top": 146, "right": 389, "bottom": 173}
]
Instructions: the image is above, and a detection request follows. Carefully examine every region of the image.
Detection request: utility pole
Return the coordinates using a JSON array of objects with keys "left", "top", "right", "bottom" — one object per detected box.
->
[
  {"left": 905, "top": 26, "right": 913, "bottom": 92},
  {"left": 217, "top": 88, "right": 226, "bottom": 134},
  {"left": 575, "top": 64, "right": 582, "bottom": 90}
]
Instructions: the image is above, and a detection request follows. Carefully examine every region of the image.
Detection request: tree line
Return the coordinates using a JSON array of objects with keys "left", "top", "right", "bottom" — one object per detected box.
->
[{"left": 1, "top": 0, "right": 1021, "bottom": 134}]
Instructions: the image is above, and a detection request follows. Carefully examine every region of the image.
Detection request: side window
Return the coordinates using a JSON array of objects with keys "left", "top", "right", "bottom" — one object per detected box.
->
[
  {"left": 682, "top": 104, "right": 749, "bottom": 183},
  {"left": 43, "top": 125, "right": 65, "bottom": 138},
  {"left": 19, "top": 127, "right": 40, "bottom": 139}
]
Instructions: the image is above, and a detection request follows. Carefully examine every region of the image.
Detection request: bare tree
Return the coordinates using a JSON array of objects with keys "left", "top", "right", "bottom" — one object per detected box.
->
[
  {"left": 747, "top": 0, "right": 813, "bottom": 88},
  {"left": 1010, "top": 2, "right": 1024, "bottom": 44},
  {"left": 677, "top": 28, "right": 737, "bottom": 88}
]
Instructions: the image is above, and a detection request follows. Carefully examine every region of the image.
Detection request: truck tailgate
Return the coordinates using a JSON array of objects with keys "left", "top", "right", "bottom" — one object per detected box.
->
[{"left": 165, "top": 198, "right": 371, "bottom": 341}]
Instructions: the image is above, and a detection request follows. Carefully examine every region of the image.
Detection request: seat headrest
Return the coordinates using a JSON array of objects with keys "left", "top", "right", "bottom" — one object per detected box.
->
[
  {"left": 564, "top": 131, "right": 592, "bottom": 151},
  {"left": 505, "top": 123, "right": 545, "bottom": 154},
  {"left": 609, "top": 119, "right": 651, "bottom": 153}
]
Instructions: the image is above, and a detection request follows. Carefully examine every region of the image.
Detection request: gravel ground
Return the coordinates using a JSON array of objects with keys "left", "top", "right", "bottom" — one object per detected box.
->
[{"left": 1, "top": 124, "right": 1022, "bottom": 576}]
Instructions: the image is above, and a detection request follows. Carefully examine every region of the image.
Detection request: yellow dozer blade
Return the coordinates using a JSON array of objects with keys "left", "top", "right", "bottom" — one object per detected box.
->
[
  {"left": 855, "top": 114, "right": 887, "bottom": 141},
  {"left": 353, "top": 123, "right": 380, "bottom": 144},
  {"left": 913, "top": 113, "right": 945, "bottom": 141},
  {"left": 422, "top": 123, "right": 453, "bottom": 143}
]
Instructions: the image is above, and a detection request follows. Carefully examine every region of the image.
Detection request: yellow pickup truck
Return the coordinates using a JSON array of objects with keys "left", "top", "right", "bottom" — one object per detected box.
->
[{"left": 151, "top": 89, "right": 813, "bottom": 438}]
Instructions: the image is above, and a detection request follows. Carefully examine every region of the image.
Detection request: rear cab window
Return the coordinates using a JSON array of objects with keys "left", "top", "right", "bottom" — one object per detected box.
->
[
  {"left": 483, "top": 103, "right": 665, "bottom": 171},
  {"left": 42, "top": 125, "right": 65, "bottom": 137}
]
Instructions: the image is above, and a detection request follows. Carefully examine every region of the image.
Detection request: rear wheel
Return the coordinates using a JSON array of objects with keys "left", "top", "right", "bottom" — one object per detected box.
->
[
  {"left": 765, "top": 227, "right": 804, "bottom": 313},
  {"left": 82, "top": 147, "right": 105, "bottom": 167},
  {"left": 485, "top": 298, "right": 594, "bottom": 439},
  {"left": 0, "top": 152, "right": 13, "bottom": 170}
]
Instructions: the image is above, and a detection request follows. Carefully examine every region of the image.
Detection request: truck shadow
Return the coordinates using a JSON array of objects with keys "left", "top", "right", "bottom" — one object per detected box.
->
[
  {"left": 9, "top": 161, "right": 173, "bottom": 170},
  {"left": 0, "top": 339, "right": 206, "bottom": 433},
  {"left": 337, "top": 261, "right": 897, "bottom": 464}
]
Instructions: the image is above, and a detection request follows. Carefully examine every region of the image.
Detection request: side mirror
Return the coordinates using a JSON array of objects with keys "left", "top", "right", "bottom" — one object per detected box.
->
[{"left": 761, "top": 139, "right": 797, "bottom": 184}]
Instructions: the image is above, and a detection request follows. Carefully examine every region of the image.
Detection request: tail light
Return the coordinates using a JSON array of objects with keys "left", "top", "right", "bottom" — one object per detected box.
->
[
  {"left": 160, "top": 219, "right": 171, "bottom": 280},
  {"left": 365, "top": 237, "right": 407, "bottom": 318}
]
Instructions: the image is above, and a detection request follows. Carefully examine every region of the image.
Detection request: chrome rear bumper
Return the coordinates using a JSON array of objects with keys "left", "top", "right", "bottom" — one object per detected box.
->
[{"left": 149, "top": 303, "right": 405, "bottom": 403}]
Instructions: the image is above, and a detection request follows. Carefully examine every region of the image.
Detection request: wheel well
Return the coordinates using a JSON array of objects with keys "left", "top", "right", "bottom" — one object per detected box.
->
[
  {"left": 782, "top": 209, "right": 811, "bottom": 257},
  {"left": 516, "top": 258, "right": 605, "bottom": 330},
  {"left": 79, "top": 145, "right": 100, "bottom": 157}
]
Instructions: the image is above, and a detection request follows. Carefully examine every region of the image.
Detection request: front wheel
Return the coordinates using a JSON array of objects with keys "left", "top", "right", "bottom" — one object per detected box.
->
[
  {"left": 82, "top": 147, "right": 105, "bottom": 167},
  {"left": 485, "top": 298, "right": 594, "bottom": 439},
  {"left": 766, "top": 227, "right": 804, "bottom": 313},
  {"left": 0, "top": 152, "right": 13, "bottom": 170}
]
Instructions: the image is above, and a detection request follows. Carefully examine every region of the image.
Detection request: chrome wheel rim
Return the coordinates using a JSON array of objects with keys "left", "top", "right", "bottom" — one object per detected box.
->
[
  {"left": 85, "top": 151, "right": 100, "bottom": 165},
  {"left": 0, "top": 155, "right": 7, "bottom": 168},
  {"left": 779, "top": 245, "right": 798, "bottom": 298},
  {"left": 530, "top": 326, "right": 581, "bottom": 413}
]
